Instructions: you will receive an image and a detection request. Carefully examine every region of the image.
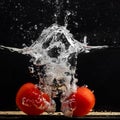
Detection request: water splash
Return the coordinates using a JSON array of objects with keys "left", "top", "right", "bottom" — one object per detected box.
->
[{"left": 0, "top": 23, "right": 107, "bottom": 114}]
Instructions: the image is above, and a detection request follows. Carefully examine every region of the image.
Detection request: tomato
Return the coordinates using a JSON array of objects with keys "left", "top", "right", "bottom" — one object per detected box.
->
[
  {"left": 61, "top": 86, "right": 95, "bottom": 117},
  {"left": 16, "top": 83, "right": 50, "bottom": 115}
]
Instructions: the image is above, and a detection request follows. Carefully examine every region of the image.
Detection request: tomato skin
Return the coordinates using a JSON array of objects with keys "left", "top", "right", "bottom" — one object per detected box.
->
[
  {"left": 16, "top": 83, "right": 50, "bottom": 115},
  {"left": 61, "top": 86, "right": 95, "bottom": 117},
  {"left": 73, "top": 86, "right": 95, "bottom": 117}
]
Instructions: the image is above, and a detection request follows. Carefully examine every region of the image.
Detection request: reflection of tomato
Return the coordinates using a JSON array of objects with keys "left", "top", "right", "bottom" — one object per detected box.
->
[
  {"left": 61, "top": 86, "right": 95, "bottom": 117},
  {"left": 16, "top": 83, "right": 50, "bottom": 115}
]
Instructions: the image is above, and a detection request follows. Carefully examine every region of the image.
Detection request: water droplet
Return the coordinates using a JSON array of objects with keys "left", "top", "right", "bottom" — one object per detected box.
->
[{"left": 34, "top": 25, "right": 38, "bottom": 30}]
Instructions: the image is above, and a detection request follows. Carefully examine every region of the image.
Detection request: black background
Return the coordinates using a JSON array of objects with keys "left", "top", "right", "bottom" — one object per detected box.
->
[{"left": 0, "top": 0, "right": 120, "bottom": 111}]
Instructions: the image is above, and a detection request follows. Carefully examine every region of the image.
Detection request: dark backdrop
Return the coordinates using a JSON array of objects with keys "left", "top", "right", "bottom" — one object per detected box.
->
[{"left": 0, "top": 0, "right": 120, "bottom": 111}]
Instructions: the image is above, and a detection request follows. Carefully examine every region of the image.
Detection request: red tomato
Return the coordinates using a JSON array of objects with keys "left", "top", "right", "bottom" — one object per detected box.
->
[
  {"left": 16, "top": 83, "right": 50, "bottom": 115},
  {"left": 73, "top": 86, "right": 95, "bottom": 117},
  {"left": 61, "top": 86, "right": 95, "bottom": 117}
]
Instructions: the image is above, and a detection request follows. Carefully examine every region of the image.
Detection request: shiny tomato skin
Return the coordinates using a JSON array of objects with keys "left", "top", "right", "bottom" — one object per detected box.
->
[
  {"left": 16, "top": 83, "right": 50, "bottom": 115},
  {"left": 73, "top": 86, "right": 95, "bottom": 117}
]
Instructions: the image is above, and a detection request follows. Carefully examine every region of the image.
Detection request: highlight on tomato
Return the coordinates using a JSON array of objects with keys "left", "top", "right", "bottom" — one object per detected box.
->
[
  {"left": 16, "top": 82, "right": 50, "bottom": 115},
  {"left": 61, "top": 86, "right": 95, "bottom": 117}
]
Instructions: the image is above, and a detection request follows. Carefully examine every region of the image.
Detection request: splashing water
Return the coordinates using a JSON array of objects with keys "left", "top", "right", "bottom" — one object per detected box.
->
[{"left": 0, "top": 23, "right": 107, "bottom": 114}]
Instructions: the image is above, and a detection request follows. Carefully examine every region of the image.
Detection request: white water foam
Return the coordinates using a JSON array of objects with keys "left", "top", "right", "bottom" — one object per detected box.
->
[{"left": 0, "top": 23, "right": 108, "bottom": 113}]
